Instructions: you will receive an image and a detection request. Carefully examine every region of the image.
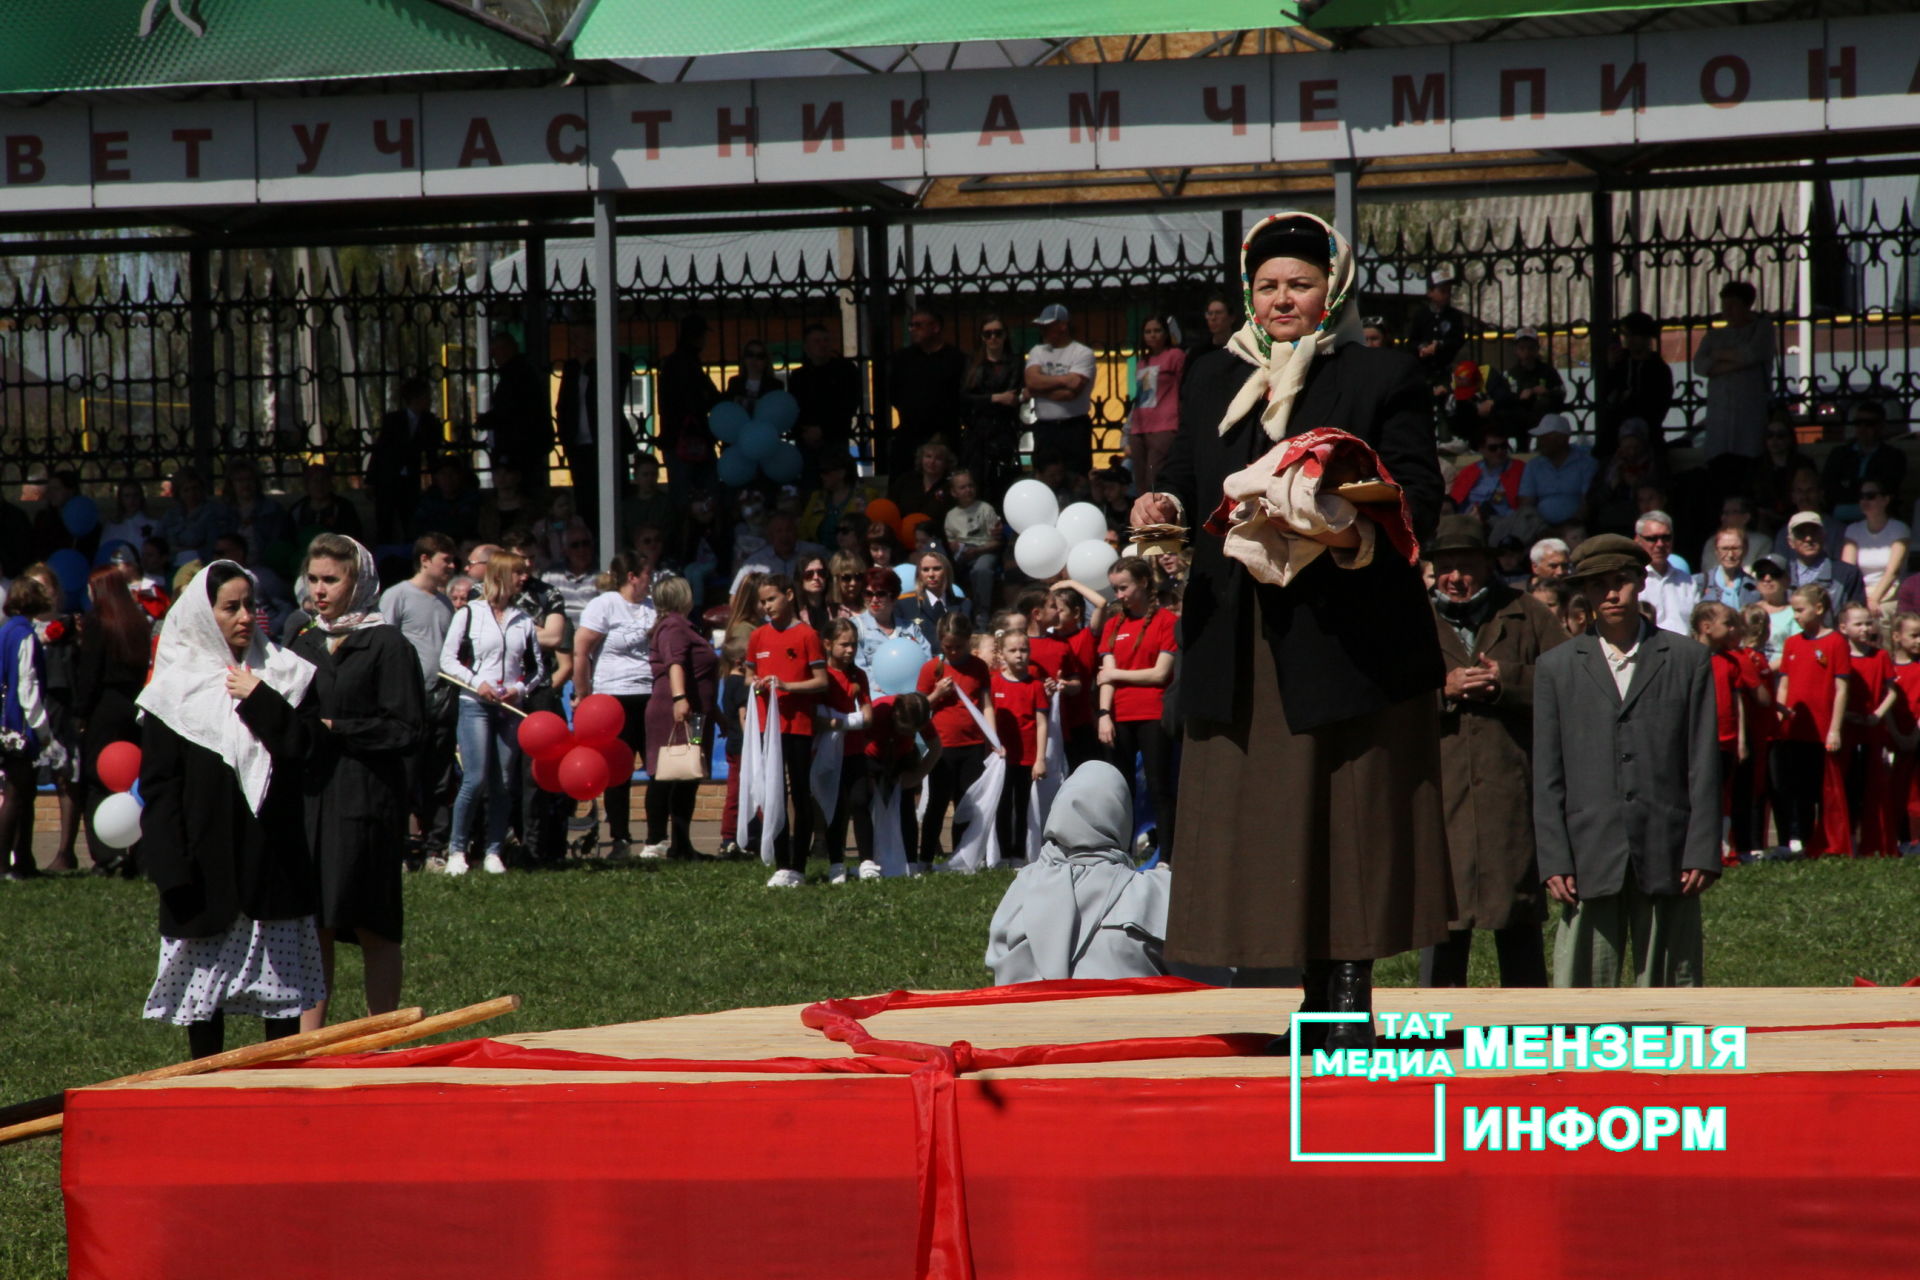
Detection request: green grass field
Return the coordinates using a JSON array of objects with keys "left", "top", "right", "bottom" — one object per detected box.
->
[{"left": 4, "top": 854, "right": 1918, "bottom": 1278}]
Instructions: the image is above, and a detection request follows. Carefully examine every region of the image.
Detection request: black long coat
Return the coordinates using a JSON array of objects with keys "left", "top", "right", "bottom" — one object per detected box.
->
[
  {"left": 290, "top": 625, "right": 424, "bottom": 944},
  {"left": 138, "top": 685, "right": 317, "bottom": 940},
  {"left": 1155, "top": 343, "right": 1445, "bottom": 733}
]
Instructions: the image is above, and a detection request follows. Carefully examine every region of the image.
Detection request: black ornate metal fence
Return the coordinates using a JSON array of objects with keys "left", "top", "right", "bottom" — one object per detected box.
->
[{"left": 2, "top": 193, "right": 1916, "bottom": 492}]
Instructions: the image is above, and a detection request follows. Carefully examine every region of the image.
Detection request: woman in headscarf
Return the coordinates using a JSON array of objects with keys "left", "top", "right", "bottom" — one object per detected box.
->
[
  {"left": 1131, "top": 212, "right": 1451, "bottom": 1052},
  {"left": 984, "top": 760, "right": 1172, "bottom": 983},
  {"left": 136, "top": 560, "right": 322, "bottom": 1059},
  {"left": 288, "top": 534, "right": 425, "bottom": 1030}
]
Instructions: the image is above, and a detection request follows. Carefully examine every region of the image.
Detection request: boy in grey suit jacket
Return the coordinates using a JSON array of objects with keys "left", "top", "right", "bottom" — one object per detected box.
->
[{"left": 1533, "top": 534, "right": 1722, "bottom": 987}]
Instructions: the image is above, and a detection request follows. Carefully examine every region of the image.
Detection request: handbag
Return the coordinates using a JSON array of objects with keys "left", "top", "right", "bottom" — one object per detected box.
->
[{"left": 653, "top": 718, "right": 706, "bottom": 782}]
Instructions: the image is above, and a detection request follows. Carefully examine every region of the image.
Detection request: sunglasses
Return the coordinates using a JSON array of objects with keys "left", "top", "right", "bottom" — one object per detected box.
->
[
  {"left": 1640, "top": 533, "right": 1673, "bottom": 543},
  {"left": 802, "top": 568, "right": 827, "bottom": 578},
  {"left": 865, "top": 590, "right": 891, "bottom": 600},
  {"left": 981, "top": 328, "right": 1006, "bottom": 337},
  {"left": 838, "top": 572, "right": 865, "bottom": 581}
]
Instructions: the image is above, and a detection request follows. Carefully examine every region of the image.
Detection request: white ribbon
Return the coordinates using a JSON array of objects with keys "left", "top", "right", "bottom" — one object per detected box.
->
[
  {"left": 943, "top": 688, "right": 1007, "bottom": 873},
  {"left": 740, "top": 685, "right": 785, "bottom": 865},
  {"left": 1027, "top": 688, "right": 1068, "bottom": 861},
  {"left": 810, "top": 707, "right": 864, "bottom": 824},
  {"left": 870, "top": 779, "right": 911, "bottom": 878}
]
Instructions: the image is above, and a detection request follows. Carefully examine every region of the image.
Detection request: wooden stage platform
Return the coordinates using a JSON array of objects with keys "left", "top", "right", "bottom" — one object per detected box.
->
[{"left": 62, "top": 983, "right": 1920, "bottom": 1280}]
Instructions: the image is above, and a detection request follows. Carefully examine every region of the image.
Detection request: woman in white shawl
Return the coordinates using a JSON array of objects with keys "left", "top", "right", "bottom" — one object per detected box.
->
[
  {"left": 288, "top": 534, "right": 424, "bottom": 1031},
  {"left": 136, "top": 561, "right": 322, "bottom": 1059},
  {"left": 984, "top": 761, "right": 1172, "bottom": 983}
]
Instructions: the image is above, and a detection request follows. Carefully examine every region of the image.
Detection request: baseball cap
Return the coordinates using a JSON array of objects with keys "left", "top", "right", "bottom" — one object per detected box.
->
[
  {"left": 1033, "top": 304, "right": 1070, "bottom": 326},
  {"left": 1428, "top": 269, "right": 1457, "bottom": 289},
  {"left": 1786, "top": 511, "right": 1826, "bottom": 536},
  {"left": 1529, "top": 413, "right": 1573, "bottom": 438},
  {"left": 1515, "top": 325, "right": 1541, "bottom": 342}
]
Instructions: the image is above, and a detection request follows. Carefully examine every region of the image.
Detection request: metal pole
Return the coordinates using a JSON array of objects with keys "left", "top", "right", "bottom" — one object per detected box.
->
[
  {"left": 1589, "top": 186, "right": 1617, "bottom": 447},
  {"left": 187, "top": 247, "right": 217, "bottom": 480},
  {"left": 1332, "top": 159, "right": 1358, "bottom": 252},
  {"left": 863, "top": 220, "right": 893, "bottom": 474},
  {"left": 592, "top": 191, "right": 620, "bottom": 562},
  {"left": 523, "top": 236, "right": 548, "bottom": 493},
  {"left": 1220, "top": 209, "right": 1243, "bottom": 302}
]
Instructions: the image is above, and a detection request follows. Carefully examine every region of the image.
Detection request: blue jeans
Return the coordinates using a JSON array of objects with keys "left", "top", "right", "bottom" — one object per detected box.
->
[{"left": 451, "top": 695, "right": 518, "bottom": 857}]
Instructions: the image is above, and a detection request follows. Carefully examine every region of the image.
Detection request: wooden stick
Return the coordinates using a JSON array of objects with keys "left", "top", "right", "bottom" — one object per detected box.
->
[
  {"left": 0, "top": 1007, "right": 423, "bottom": 1146},
  {"left": 436, "top": 672, "right": 530, "bottom": 717},
  {"left": 306, "top": 994, "right": 522, "bottom": 1057}
]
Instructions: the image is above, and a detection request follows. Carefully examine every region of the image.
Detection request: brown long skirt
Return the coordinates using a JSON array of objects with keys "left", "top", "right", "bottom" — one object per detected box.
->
[{"left": 1165, "top": 632, "right": 1455, "bottom": 969}]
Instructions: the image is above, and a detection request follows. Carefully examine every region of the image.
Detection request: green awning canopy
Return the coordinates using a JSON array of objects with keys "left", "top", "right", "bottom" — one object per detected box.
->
[
  {"left": 570, "top": 0, "right": 1305, "bottom": 60},
  {"left": 0, "top": 0, "right": 553, "bottom": 96},
  {"left": 1307, "top": 0, "right": 1766, "bottom": 28}
]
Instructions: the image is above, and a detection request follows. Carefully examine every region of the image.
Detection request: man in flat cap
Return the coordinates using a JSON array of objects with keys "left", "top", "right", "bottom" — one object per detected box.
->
[
  {"left": 1423, "top": 515, "right": 1566, "bottom": 988},
  {"left": 1532, "top": 533, "right": 1721, "bottom": 986}
]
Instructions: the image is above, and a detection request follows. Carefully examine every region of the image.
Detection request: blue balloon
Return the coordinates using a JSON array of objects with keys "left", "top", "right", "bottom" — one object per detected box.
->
[
  {"left": 61, "top": 495, "right": 99, "bottom": 537},
  {"left": 893, "top": 563, "right": 917, "bottom": 595},
  {"left": 871, "top": 637, "right": 926, "bottom": 697},
  {"left": 754, "top": 389, "right": 800, "bottom": 433},
  {"left": 130, "top": 779, "right": 143, "bottom": 807},
  {"left": 716, "top": 448, "right": 758, "bottom": 489},
  {"left": 762, "top": 441, "right": 803, "bottom": 483},
  {"left": 709, "top": 400, "right": 750, "bottom": 444},
  {"left": 740, "top": 419, "right": 780, "bottom": 461},
  {"left": 47, "top": 548, "right": 89, "bottom": 599}
]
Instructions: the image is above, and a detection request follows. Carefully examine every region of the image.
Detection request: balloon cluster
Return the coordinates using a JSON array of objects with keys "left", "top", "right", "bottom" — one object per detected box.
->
[
  {"left": 92, "top": 742, "right": 144, "bottom": 849},
  {"left": 710, "top": 391, "right": 805, "bottom": 487},
  {"left": 519, "top": 694, "right": 632, "bottom": 802},
  {"left": 1003, "top": 480, "right": 1119, "bottom": 587}
]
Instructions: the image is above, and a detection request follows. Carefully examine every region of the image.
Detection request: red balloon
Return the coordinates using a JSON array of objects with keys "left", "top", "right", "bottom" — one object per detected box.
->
[
  {"left": 96, "top": 741, "right": 142, "bottom": 793},
  {"left": 531, "top": 753, "right": 566, "bottom": 793},
  {"left": 517, "top": 710, "right": 571, "bottom": 761},
  {"left": 572, "top": 694, "right": 625, "bottom": 746},
  {"left": 558, "top": 745, "right": 611, "bottom": 801},
  {"left": 599, "top": 738, "right": 635, "bottom": 791}
]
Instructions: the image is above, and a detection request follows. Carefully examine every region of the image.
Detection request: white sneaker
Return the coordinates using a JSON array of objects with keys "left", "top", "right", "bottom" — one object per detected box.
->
[
  {"left": 829, "top": 865, "right": 848, "bottom": 884},
  {"left": 445, "top": 852, "right": 470, "bottom": 876},
  {"left": 637, "top": 843, "right": 669, "bottom": 860},
  {"left": 858, "top": 859, "right": 883, "bottom": 880},
  {"left": 482, "top": 852, "right": 507, "bottom": 874},
  {"left": 765, "top": 868, "right": 803, "bottom": 888}
]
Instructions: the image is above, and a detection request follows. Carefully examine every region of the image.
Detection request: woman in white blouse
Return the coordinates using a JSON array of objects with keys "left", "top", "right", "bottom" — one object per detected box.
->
[
  {"left": 1841, "top": 482, "right": 1910, "bottom": 613},
  {"left": 438, "top": 553, "right": 539, "bottom": 874},
  {"left": 572, "top": 552, "right": 657, "bottom": 857}
]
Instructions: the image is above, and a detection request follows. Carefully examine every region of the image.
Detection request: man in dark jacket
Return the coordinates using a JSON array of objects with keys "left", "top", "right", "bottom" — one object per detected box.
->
[
  {"left": 885, "top": 309, "right": 967, "bottom": 473},
  {"left": 655, "top": 314, "right": 720, "bottom": 491},
  {"left": 1534, "top": 534, "right": 1720, "bottom": 987},
  {"left": 555, "top": 333, "right": 637, "bottom": 533},
  {"left": 477, "top": 331, "right": 552, "bottom": 502},
  {"left": 1597, "top": 310, "right": 1674, "bottom": 460},
  {"left": 1406, "top": 270, "right": 1467, "bottom": 401},
  {"left": 1424, "top": 515, "right": 1564, "bottom": 988},
  {"left": 367, "top": 378, "right": 442, "bottom": 543},
  {"left": 787, "top": 322, "right": 862, "bottom": 452}
]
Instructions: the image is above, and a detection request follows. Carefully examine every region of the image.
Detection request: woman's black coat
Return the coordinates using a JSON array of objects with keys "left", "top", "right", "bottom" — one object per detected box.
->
[
  {"left": 1155, "top": 343, "right": 1445, "bottom": 733},
  {"left": 138, "top": 684, "right": 318, "bottom": 939},
  {"left": 290, "top": 625, "right": 424, "bottom": 943}
]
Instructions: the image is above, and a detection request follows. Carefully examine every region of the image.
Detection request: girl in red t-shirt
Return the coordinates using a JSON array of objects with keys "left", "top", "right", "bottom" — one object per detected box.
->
[
  {"left": 1838, "top": 604, "right": 1900, "bottom": 857},
  {"left": 915, "top": 612, "right": 996, "bottom": 870},
  {"left": 1886, "top": 612, "right": 1920, "bottom": 850},
  {"left": 1097, "top": 557, "right": 1179, "bottom": 861},
  {"left": 990, "top": 629, "right": 1051, "bottom": 864},
  {"left": 1043, "top": 587, "right": 1101, "bottom": 768},
  {"left": 815, "top": 618, "right": 872, "bottom": 882},
  {"left": 1774, "top": 585, "right": 1851, "bottom": 856},
  {"left": 744, "top": 574, "right": 830, "bottom": 886},
  {"left": 1734, "top": 604, "right": 1778, "bottom": 861},
  {"left": 1695, "top": 602, "right": 1758, "bottom": 865}
]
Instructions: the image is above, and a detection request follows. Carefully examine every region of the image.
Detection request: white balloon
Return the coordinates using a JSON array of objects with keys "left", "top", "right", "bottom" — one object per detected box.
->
[
  {"left": 1055, "top": 502, "right": 1108, "bottom": 547},
  {"left": 94, "top": 792, "right": 144, "bottom": 849},
  {"left": 1013, "top": 525, "right": 1070, "bottom": 580},
  {"left": 1066, "top": 539, "right": 1119, "bottom": 586},
  {"left": 1002, "top": 479, "right": 1060, "bottom": 534}
]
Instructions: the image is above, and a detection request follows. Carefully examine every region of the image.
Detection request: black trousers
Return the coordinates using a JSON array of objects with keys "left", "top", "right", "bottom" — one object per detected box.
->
[
  {"left": 995, "top": 762, "right": 1033, "bottom": 862},
  {"left": 602, "top": 693, "right": 650, "bottom": 842},
  {"left": 1063, "top": 724, "right": 1101, "bottom": 771},
  {"left": 1418, "top": 923, "right": 1548, "bottom": 988},
  {"left": 412, "top": 687, "right": 459, "bottom": 854},
  {"left": 645, "top": 780, "right": 698, "bottom": 854},
  {"left": 1770, "top": 740, "right": 1824, "bottom": 845},
  {"left": 747, "top": 733, "right": 817, "bottom": 873},
  {"left": 1032, "top": 414, "right": 1093, "bottom": 478},
  {"left": 1721, "top": 748, "right": 1761, "bottom": 854},
  {"left": 1111, "top": 718, "right": 1178, "bottom": 862},
  {"left": 821, "top": 760, "right": 876, "bottom": 866},
  {"left": 920, "top": 743, "right": 987, "bottom": 862}
]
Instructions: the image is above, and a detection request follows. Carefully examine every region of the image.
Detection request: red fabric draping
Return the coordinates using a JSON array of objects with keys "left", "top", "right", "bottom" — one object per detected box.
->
[
  {"left": 63, "top": 978, "right": 1920, "bottom": 1280},
  {"left": 64, "top": 1070, "right": 1920, "bottom": 1280}
]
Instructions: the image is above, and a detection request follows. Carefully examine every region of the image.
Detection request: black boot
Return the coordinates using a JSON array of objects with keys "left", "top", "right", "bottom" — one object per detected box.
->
[
  {"left": 1263, "top": 960, "right": 1333, "bottom": 1056},
  {"left": 1322, "top": 960, "right": 1376, "bottom": 1053}
]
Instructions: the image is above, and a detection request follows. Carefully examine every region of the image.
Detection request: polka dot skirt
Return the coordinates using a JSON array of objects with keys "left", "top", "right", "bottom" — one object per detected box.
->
[{"left": 143, "top": 915, "right": 326, "bottom": 1026}]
